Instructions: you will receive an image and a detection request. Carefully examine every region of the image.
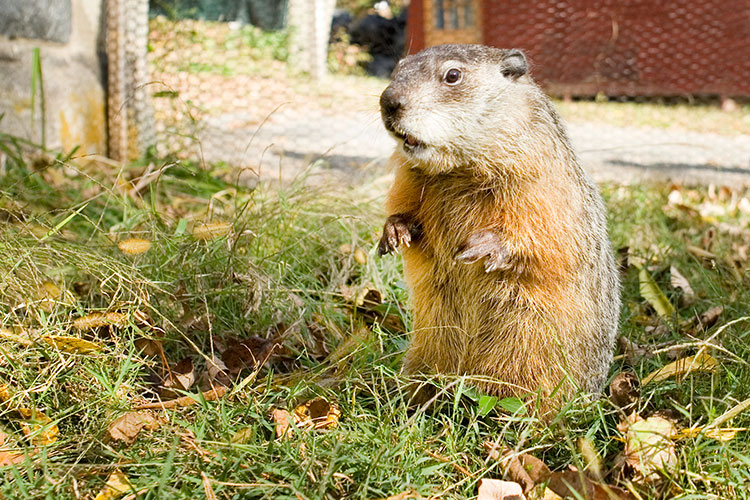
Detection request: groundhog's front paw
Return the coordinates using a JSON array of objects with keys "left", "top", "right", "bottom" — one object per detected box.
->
[
  {"left": 378, "top": 214, "right": 422, "bottom": 256},
  {"left": 455, "top": 230, "right": 510, "bottom": 272}
]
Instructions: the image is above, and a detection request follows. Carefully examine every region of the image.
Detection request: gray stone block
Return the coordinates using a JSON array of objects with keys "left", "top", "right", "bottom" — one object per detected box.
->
[{"left": 0, "top": 0, "right": 72, "bottom": 43}]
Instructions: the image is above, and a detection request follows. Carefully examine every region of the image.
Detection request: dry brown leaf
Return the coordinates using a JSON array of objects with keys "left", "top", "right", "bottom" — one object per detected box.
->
[
  {"left": 642, "top": 350, "right": 719, "bottom": 385},
  {"left": 73, "top": 312, "right": 127, "bottom": 331},
  {"left": 609, "top": 371, "right": 640, "bottom": 410},
  {"left": 696, "top": 306, "right": 724, "bottom": 332},
  {"left": 355, "top": 285, "right": 382, "bottom": 307},
  {"left": 17, "top": 408, "right": 58, "bottom": 446},
  {"left": 201, "top": 472, "right": 217, "bottom": 500},
  {"left": 272, "top": 408, "right": 293, "bottom": 439},
  {"left": 161, "top": 357, "right": 196, "bottom": 399},
  {"left": 377, "top": 491, "right": 421, "bottom": 500},
  {"left": 498, "top": 449, "right": 550, "bottom": 493},
  {"left": 0, "top": 430, "right": 31, "bottom": 466},
  {"left": 94, "top": 469, "right": 133, "bottom": 500},
  {"left": 107, "top": 411, "right": 160, "bottom": 445},
  {"left": 134, "top": 338, "right": 163, "bottom": 357},
  {"left": 477, "top": 479, "right": 526, "bottom": 500},
  {"left": 547, "top": 469, "right": 637, "bottom": 499},
  {"left": 669, "top": 266, "right": 694, "bottom": 303},
  {"left": 293, "top": 397, "right": 341, "bottom": 431},
  {"left": 618, "top": 413, "right": 678, "bottom": 483},
  {"left": 221, "top": 336, "right": 280, "bottom": 375},
  {"left": 133, "top": 386, "right": 227, "bottom": 410},
  {"left": 43, "top": 335, "right": 101, "bottom": 354},
  {"left": 0, "top": 326, "right": 33, "bottom": 346},
  {"left": 118, "top": 238, "right": 151, "bottom": 255},
  {"left": 542, "top": 488, "right": 563, "bottom": 500},
  {"left": 192, "top": 222, "right": 232, "bottom": 240}
]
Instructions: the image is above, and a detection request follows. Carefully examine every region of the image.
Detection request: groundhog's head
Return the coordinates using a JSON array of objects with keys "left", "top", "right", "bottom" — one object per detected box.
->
[{"left": 380, "top": 44, "right": 532, "bottom": 174}]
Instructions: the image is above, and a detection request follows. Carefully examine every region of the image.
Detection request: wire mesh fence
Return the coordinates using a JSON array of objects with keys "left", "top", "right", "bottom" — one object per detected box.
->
[{"left": 147, "top": 0, "right": 750, "bottom": 187}]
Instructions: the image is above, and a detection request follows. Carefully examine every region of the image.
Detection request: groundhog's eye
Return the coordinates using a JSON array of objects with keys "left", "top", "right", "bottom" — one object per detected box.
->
[{"left": 443, "top": 68, "right": 462, "bottom": 85}]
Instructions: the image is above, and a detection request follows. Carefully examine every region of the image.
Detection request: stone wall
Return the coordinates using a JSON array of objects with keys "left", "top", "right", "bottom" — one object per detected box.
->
[{"left": 0, "top": 0, "right": 107, "bottom": 156}]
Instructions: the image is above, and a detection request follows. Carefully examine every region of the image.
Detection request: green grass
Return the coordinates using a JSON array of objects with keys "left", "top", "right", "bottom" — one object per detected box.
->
[{"left": 1, "top": 135, "right": 750, "bottom": 499}]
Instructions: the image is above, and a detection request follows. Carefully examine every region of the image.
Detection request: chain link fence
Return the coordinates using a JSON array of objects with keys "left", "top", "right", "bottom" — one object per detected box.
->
[{"left": 147, "top": 1, "right": 750, "bottom": 187}]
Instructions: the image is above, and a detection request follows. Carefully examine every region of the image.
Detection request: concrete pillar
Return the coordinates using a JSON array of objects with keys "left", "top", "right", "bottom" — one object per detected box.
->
[
  {"left": 288, "top": 0, "right": 336, "bottom": 80},
  {"left": 0, "top": 0, "right": 107, "bottom": 157}
]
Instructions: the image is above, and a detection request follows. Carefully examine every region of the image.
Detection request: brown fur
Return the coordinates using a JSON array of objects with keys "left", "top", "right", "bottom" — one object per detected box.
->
[{"left": 379, "top": 44, "right": 620, "bottom": 410}]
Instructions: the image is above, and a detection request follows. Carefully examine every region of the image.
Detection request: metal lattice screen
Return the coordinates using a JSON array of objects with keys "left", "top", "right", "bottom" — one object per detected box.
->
[{"left": 148, "top": 1, "right": 750, "bottom": 187}]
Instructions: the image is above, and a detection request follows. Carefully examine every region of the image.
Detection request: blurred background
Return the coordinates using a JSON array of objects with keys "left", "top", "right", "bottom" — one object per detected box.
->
[
  {"left": 146, "top": 0, "right": 750, "bottom": 188},
  {"left": 1, "top": 0, "right": 748, "bottom": 187}
]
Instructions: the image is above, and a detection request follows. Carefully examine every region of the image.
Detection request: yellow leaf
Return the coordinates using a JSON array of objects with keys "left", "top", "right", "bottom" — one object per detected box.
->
[
  {"left": 293, "top": 397, "right": 340, "bottom": 431},
  {"left": 43, "top": 335, "right": 101, "bottom": 354},
  {"left": 642, "top": 350, "right": 719, "bottom": 385},
  {"left": 638, "top": 267, "right": 675, "bottom": 319},
  {"left": 230, "top": 426, "right": 254, "bottom": 444},
  {"left": 73, "top": 312, "right": 127, "bottom": 331},
  {"left": 192, "top": 222, "right": 231, "bottom": 240},
  {"left": 118, "top": 238, "right": 151, "bottom": 255},
  {"left": 17, "top": 408, "right": 58, "bottom": 446},
  {"left": 676, "top": 426, "right": 745, "bottom": 442},
  {"left": 0, "top": 326, "right": 33, "bottom": 346},
  {"left": 94, "top": 469, "right": 133, "bottom": 500},
  {"left": 0, "top": 384, "right": 11, "bottom": 403}
]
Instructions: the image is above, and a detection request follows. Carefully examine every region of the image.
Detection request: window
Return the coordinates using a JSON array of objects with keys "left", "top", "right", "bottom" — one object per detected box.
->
[{"left": 435, "top": 0, "right": 475, "bottom": 30}]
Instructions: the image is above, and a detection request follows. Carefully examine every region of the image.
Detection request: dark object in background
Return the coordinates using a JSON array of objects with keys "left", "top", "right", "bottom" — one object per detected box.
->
[
  {"left": 149, "top": 0, "right": 288, "bottom": 31},
  {"left": 348, "top": 9, "right": 406, "bottom": 78}
]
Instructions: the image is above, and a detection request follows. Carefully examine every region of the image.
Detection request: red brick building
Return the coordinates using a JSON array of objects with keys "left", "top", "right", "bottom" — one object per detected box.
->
[{"left": 406, "top": 0, "right": 750, "bottom": 97}]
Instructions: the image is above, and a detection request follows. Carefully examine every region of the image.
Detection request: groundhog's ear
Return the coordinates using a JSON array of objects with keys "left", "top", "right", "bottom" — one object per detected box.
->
[{"left": 501, "top": 49, "right": 527, "bottom": 79}]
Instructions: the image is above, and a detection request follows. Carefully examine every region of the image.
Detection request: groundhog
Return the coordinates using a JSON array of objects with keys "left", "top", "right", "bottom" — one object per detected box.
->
[{"left": 378, "top": 44, "right": 620, "bottom": 410}]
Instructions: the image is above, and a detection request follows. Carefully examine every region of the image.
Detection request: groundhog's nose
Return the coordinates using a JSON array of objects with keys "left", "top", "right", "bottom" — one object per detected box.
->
[{"left": 380, "top": 86, "right": 404, "bottom": 122}]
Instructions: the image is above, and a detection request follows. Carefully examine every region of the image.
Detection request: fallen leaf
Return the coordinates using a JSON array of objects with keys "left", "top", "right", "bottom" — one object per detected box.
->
[
  {"left": 17, "top": 408, "right": 58, "bottom": 446},
  {"left": 230, "top": 426, "right": 254, "bottom": 444},
  {"left": 495, "top": 448, "right": 550, "bottom": 493},
  {"left": 73, "top": 311, "right": 127, "bottom": 331},
  {"left": 94, "top": 469, "right": 133, "bottom": 500},
  {"left": 201, "top": 472, "right": 217, "bottom": 500},
  {"left": 377, "top": 491, "right": 421, "bottom": 500},
  {"left": 107, "top": 411, "right": 160, "bottom": 445},
  {"left": 638, "top": 267, "right": 675, "bottom": 319},
  {"left": 354, "top": 247, "right": 368, "bottom": 265},
  {"left": 669, "top": 266, "right": 694, "bottom": 303},
  {"left": 578, "top": 437, "right": 603, "bottom": 480},
  {"left": 221, "top": 336, "right": 280, "bottom": 375},
  {"left": 134, "top": 386, "right": 227, "bottom": 410},
  {"left": 133, "top": 338, "right": 163, "bottom": 357},
  {"left": 118, "top": 238, "right": 151, "bottom": 255},
  {"left": 272, "top": 408, "right": 293, "bottom": 439},
  {"left": 192, "top": 222, "right": 232, "bottom": 240},
  {"left": 609, "top": 371, "right": 640, "bottom": 410},
  {"left": 696, "top": 306, "right": 724, "bottom": 332},
  {"left": 547, "top": 469, "right": 637, "bottom": 499},
  {"left": 161, "top": 357, "right": 196, "bottom": 399},
  {"left": 355, "top": 285, "right": 382, "bottom": 307},
  {"left": 0, "top": 430, "right": 31, "bottom": 466},
  {"left": 477, "top": 479, "right": 526, "bottom": 500},
  {"left": 293, "top": 397, "right": 340, "bottom": 431},
  {"left": 675, "top": 426, "right": 745, "bottom": 442},
  {"left": 618, "top": 413, "right": 678, "bottom": 483},
  {"left": 642, "top": 350, "right": 719, "bottom": 385},
  {"left": 43, "top": 335, "right": 101, "bottom": 354}
]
